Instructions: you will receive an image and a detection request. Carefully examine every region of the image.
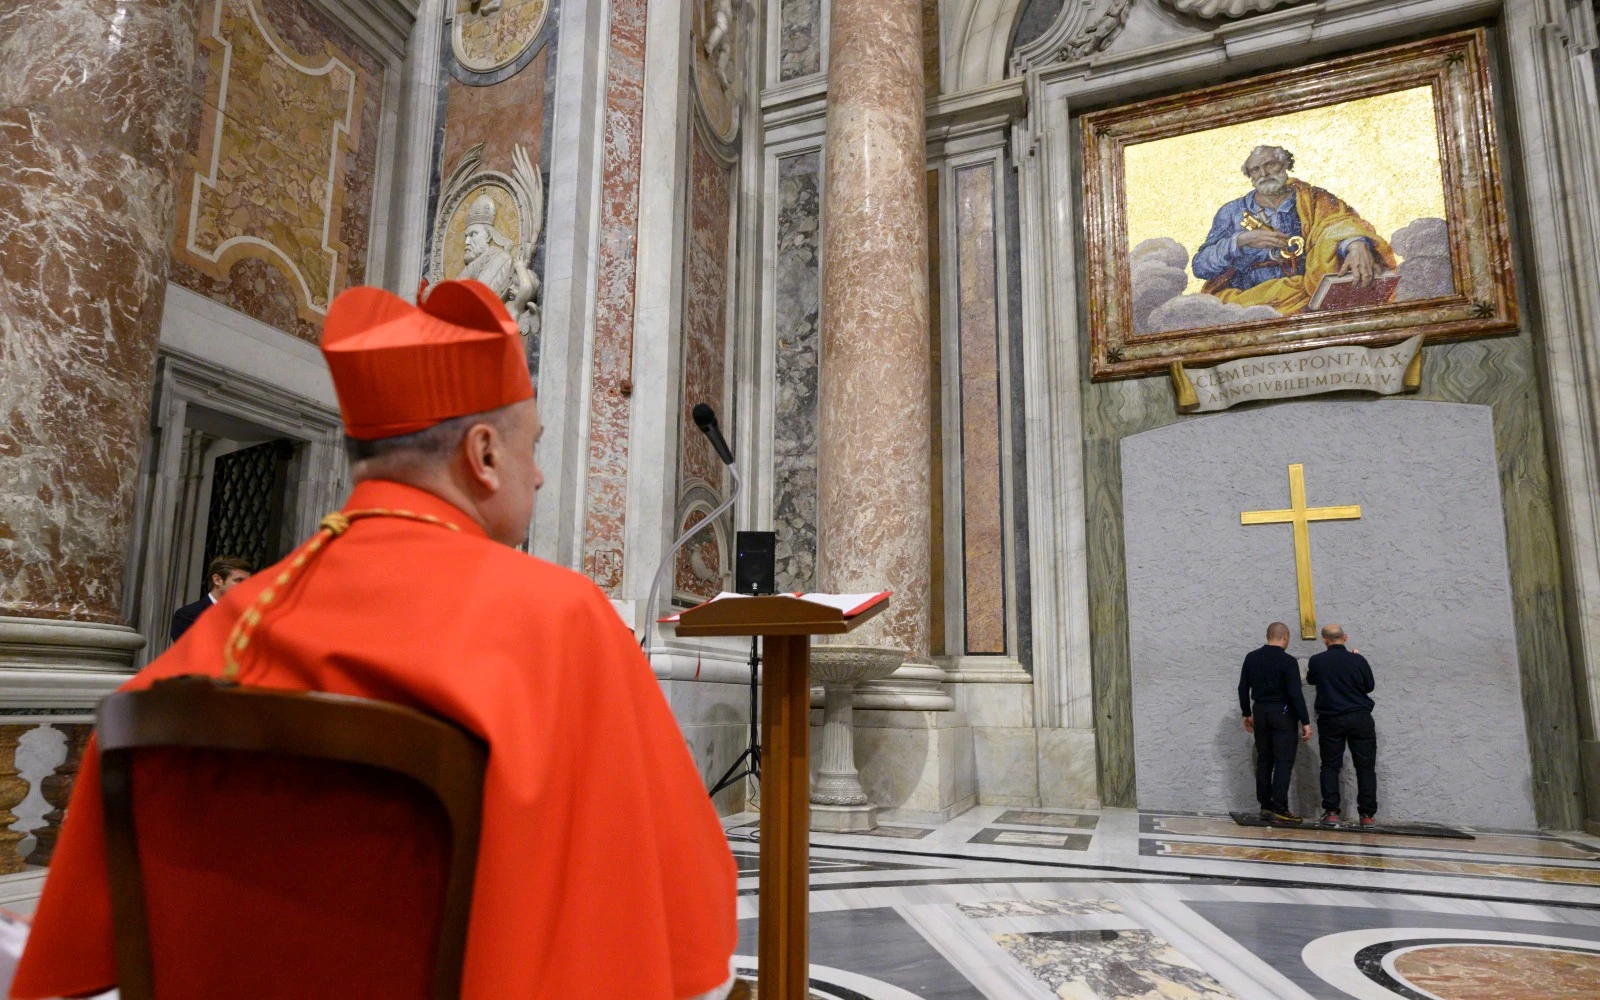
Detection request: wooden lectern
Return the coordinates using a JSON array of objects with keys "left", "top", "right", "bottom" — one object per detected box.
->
[{"left": 672, "top": 594, "right": 889, "bottom": 1000}]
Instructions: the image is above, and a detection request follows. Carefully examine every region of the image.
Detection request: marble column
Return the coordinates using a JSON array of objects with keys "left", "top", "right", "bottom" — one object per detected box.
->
[
  {"left": 814, "top": 0, "right": 972, "bottom": 825},
  {"left": 816, "top": 0, "right": 932, "bottom": 659},
  {"left": 0, "top": 0, "right": 198, "bottom": 672}
]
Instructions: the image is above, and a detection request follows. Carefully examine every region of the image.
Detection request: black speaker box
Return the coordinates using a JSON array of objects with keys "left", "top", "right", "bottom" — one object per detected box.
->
[{"left": 735, "top": 531, "right": 777, "bottom": 595}]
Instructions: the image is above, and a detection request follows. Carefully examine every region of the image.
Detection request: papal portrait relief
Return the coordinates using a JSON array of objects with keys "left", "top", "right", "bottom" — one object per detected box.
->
[{"left": 429, "top": 143, "right": 545, "bottom": 347}]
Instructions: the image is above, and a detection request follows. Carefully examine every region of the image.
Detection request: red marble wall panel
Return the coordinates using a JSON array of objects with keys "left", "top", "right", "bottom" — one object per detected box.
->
[
  {"left": 955, "top": 164, "right": 1006, "bottom": 654},
  {"left": 168, "top": 0, "right": 385, "bottom": 344},
  {"left": 673, "top": 132, "right": 735, "bottom": 601},
  {"left": 580, "top": 0, "right": 649, "bottom": 593},
  {"left": 439, "top": 45, "right": 549, "bottom": 178}
]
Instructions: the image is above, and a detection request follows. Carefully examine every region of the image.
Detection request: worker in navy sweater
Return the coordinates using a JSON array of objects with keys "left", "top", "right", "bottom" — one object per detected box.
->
[
  {"left": 1306, "top": 622, "right": 1378, "bottom": 826},
  {"left": 1238, "top": 622, "right": 1312, "bottom": 823}
]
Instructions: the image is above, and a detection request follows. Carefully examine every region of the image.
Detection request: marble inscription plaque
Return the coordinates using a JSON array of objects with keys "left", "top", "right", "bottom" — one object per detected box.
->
[{"left": 1174, "top": 335, "right": 1421, "bottom": 413}]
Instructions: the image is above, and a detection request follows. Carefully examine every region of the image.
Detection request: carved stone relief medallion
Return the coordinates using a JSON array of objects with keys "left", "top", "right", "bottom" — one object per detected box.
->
[
  {"left": 1012, "top": 0, "right": 1134, "bottom": 73},
  {"left": 452, "top": 0, "right": 549, "bottom": 75},
  {"left": 673, "top": 494, "right": 729, "bottom": 604},
  {"left": 692, "top": 0, "right": 742, "bottom": 143},
  {"left": 1158, "top": 0, "right": 1309, "bottom": 18},
  {"left": 430, "top": 143, "right": 545, "bottom": 342}
]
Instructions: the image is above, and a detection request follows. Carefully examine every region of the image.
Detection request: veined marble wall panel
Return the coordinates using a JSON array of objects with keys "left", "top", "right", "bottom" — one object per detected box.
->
[
  {"left": 581, "top": 0, "right": 649, "bottom": 594},
  {"left": 1003, "top": 156, "right": 1032, "bottom": 671},
  {"left": 773, "top": 152, "right": 823, "bottom": 594},
  {"left": 674, "top": 132, "right": 736, "bottom": 603},
  {"left": 922, "top": 0, "right": 941, "bottom": 96},
  {"left": 1085, "top": 332, "right": 1584, "bottom": 827},
  {"left": 778, "top": 0, "right": 824, "bottom": 81},
  {"left": 170, "top": 0, "right": 385, "bottom": 342},
  {"left": 1011, "top": 0, "right": 1064, "bottom": 52},
  {"left": 954, "top": 165, "right": 1005, "bottom": 654},
  {"left": 439, "top": 47, "right": 551, "bottom": 191},
  {"left": 928, "top": 168, "right": 947, "bottom": 656},
  {"left": 934, "top": 166, "right": 940, "bottom": 652}
]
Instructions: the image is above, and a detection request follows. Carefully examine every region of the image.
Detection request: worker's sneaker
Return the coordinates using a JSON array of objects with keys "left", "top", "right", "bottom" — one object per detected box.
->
[
  {"left": 1359, "top": 815, "right": 1377, "bottom": 827},
  {"left": 1259, "top": 809, "right": 1274, "bottom": 821},
  {"left": 1266, "top": 809, "right": 1304, "bottom": 824},
  {"left": 1320, "top": 811, "right": 1341, "bottom": 825}
]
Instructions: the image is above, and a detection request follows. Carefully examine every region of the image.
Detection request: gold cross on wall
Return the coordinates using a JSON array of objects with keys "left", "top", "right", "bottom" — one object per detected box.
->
[{"left": 1240, "top": 463, "right": 1361, "bottom": 640}]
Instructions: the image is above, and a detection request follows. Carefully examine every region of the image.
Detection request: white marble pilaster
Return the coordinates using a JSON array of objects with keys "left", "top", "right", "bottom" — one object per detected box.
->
[
  {"left": 619, "top": 0, "right": 694, "bottom": 626},
  {"left": 385, "top": 0, "right": 447, "bottom": 298},
  {"left": 1503, "top": 0, "right": 1600, "bottom": 833},
  {"left": 533, "top": 0, "right": 615, "bottom": 568},
  {"left": 1014, "top": 93, "right": 1095, "bottom": 738}
]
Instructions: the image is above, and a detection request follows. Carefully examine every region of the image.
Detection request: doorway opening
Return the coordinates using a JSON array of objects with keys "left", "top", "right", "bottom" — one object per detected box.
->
[{"left": 127, "top": 352, "right": 345, "bottom": 665}]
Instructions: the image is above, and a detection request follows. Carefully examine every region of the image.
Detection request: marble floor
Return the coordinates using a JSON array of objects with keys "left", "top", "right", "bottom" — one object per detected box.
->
[{"left": 723, "top": 805, "right": 1600, "bottom": 999}]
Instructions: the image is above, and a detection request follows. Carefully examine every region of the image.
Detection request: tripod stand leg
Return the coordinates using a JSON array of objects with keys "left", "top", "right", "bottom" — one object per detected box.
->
[{"left": 707, "top": 638, "right": 763, "bottom": 798}]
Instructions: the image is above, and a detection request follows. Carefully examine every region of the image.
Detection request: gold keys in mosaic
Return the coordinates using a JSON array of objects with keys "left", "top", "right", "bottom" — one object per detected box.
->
[{"left": 1240, "top": 211, "right": 1306, "bottom": 261}]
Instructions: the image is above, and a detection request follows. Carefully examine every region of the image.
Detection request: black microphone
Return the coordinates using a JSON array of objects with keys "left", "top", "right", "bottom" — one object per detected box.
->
[{"left": 692, "top": 403, "right": 735, "bottom": 466}]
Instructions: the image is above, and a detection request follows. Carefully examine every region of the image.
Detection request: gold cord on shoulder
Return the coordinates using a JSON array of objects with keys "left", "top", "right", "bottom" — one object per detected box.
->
[{"left": 221, "top": 508, "right": 461, "bottom": 680}]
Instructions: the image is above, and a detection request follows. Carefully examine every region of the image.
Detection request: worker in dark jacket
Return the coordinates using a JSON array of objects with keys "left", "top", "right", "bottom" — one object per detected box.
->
[
  {"left": 1306, "top": 622, "right": 1378, "bottom": 826},
  {"left": 1238, "top": 621, "right": 1312, "bottom": 823}
]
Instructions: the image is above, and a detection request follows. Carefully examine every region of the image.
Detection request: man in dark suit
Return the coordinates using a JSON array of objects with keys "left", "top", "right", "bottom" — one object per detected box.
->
[
  {"left": 170, "top": 555, "right": 253, "bottom": 642},
  {"left": 1239, "top": 621, "right": 1312, "bottom": 823},
  {"left": 1306, "top": 622, "right": 1378, "bottom": 826}
]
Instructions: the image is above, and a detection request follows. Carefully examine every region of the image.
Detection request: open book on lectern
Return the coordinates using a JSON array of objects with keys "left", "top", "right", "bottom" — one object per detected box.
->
[{"left": 658, "top": 591, "right": 891, "bottom": 624}]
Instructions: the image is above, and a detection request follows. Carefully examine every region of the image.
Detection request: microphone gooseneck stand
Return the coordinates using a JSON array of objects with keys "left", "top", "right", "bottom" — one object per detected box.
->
[
  {"left": 638, "top": 403, "right": 742, "bottom": 662},
  {"left": 639, "top": 405, "right": 763, "bottom": 799},
  {"left": 638, "top": 463, "right": 743, "bottom": 662}
]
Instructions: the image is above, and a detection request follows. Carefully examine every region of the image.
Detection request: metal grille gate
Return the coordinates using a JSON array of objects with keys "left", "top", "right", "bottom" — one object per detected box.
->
[{"left": 202, "top": 440, "right": 295, "bottom": 573}]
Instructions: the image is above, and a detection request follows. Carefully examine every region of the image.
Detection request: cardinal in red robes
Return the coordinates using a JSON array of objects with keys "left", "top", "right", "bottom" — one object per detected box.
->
[{"left": 11, "top": 280, "right": 738, "bottom": 999}]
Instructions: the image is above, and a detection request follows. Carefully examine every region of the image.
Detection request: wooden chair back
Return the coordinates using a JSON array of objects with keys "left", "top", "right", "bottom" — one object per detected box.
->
[{"left": 96, "top": 675, "right": 487, "bottom": 1000}]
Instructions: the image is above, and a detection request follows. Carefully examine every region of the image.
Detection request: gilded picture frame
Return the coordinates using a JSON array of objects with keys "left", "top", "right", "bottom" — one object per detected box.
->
[{"left": 1081, "top": 30, "right": 1516, "bottom": 380}]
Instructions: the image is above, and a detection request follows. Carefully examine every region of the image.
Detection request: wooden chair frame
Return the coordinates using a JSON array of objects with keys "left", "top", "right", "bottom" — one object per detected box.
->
[{"left": 96, "top": 676, "right": 488, "bottom": 1000}]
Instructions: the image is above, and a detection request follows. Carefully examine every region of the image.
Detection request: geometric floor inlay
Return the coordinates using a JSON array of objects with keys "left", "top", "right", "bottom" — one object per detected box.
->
[
  {"left": 1387, "top": 944, "right": 1600, "bottom": 999},
  {"left": 726, "top": 805, "right": 1600, "bottom": 998},
  {"left": 994, "top": 928, "right": 1237, "bottom": 999},
  {"left": 1149, "top": 839, "right": 1600, "bottom": 886}
]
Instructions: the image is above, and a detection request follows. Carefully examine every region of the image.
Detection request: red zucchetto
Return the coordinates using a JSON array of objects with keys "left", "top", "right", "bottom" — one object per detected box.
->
[{"left": 320, "top": 279, "right": 534, "bottom": 440}]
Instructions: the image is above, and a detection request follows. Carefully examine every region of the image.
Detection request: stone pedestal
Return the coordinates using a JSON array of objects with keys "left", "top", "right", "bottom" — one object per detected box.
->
[
  {"left": 810, "top": 645, "right": 902, "bottom": 831},
  {"left": 849, "top": 708, "right": 977, "bottom": 825},
  {"left": 0, "top": 0, "right": 200, "bottom": 658}
]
